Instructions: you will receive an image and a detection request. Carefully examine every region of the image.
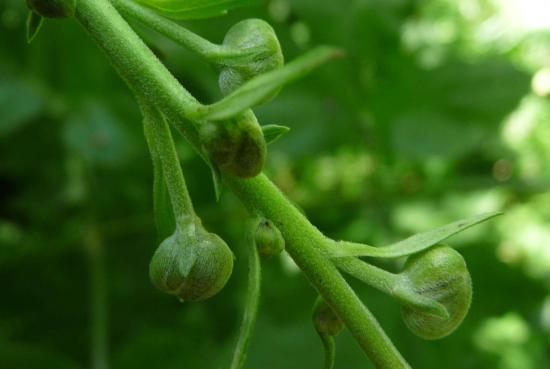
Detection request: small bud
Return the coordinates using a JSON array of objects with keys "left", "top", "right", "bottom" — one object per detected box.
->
[
  {"left": 219, "top": 19, "right": 284, "bottom": 98},
  {"left": 254, "top": 219, "right": 285, "bottom": 258},
  {"left": 199, "top": 110, "right": 266, "bottom": 178},
  {"left": 149, "top": 225, "right": 233, "bottom": 302},
  {"left": 312, "top": 298, "right": 344, "bottom": 336},
  {"left": 26, "top": 0, "right": 76, "bottom": 18},
  {"left": 400, "top": 245, "right": 472, "bottom": 340}
]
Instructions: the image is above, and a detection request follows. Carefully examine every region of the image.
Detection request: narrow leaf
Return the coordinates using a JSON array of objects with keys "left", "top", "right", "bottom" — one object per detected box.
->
[
  {"left": 136, "top": 0, "right": 258, "bottom": 20},
  {"left": 330, "top": 212, "right": 502, "bottom": 258},
  {"left": 26, "top": 11, "right": 44, "bottom": 44},
  {"left": 210, "top": 161, "right": 223, "bottom": 202},
  {"left": 194, "top": 46, "right": 344, "bottom": 121},
  {"left": 262, "top": 124, "right": 290, "bottom": 144}
]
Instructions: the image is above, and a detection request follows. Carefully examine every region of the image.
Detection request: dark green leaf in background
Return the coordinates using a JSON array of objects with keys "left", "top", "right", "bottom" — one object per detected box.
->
[
  {"left": 136, "top": 0, "right": 259, "bottom": 20},
  {"left": 0, "top": 72, "right": 43, "bottom": 137}
]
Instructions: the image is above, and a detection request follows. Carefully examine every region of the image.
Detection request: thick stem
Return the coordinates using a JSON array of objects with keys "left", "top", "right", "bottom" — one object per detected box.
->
[
  {"left": 75, "top": 0, "right": 202, "bottom": 148},
  {"left": 74, "top": 1, "right": 410, "bottom": 367}
]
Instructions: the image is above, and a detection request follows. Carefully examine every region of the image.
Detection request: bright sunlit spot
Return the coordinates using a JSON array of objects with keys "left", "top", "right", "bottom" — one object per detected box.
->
[
  {"left": 499, "top": 0, "right": 550, "bottom": 31},
  {"left": 531, "top": 68, "right": 550, "bottom": 96}
]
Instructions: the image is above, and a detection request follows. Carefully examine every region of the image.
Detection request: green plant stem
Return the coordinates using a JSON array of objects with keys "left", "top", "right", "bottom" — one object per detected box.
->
[
  {"left": 113, "top": 0, "right": 262, "bottom": 64},
  {"left": 333, "top": 257, "right": 399, "bottom": 294},
  {"left": 230, "top": 222, "right": 261, "bottom": 369},
  {"left": 75, "top": 0, "right": 202, "bottom": 148},
  {"left": 319, "top": 333, "right": 336, "bottom": 369},
  {"left": 140, "top": 101, "right": 196, "bottom": 225},
  {"left": 85, "top": 224, "right": 108, "bottom": 369},
  {"left": 334, "top": 257, "right": 448, "bottom": 319},
  {"left": 225, "top": 175, "right": 410, "bottom": 369},
  {"left": 74, "top": 1, "right": 410, "bottom": 367}
]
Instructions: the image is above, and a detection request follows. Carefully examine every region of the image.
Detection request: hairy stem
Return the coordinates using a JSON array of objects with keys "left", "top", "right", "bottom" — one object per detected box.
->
[
  {"left": 74, "top": 1, "right": 410, "bottom": 367},
  {"left": 75, "top": 0, "right": 202, "bottom": 148},
  {"left": 225, "top": 175, "right": 410, "bottom": 369},
  {"left": 333, "top": 257, "right": 400, "bottom": 294},
  {"left": 141, "top": 101, "right": 196, "bottom": 225},
  {"left": 113, "top": 0, "right": 262, "bottom": 64},
  {"left": 334, "top": 257, "right": 448, "bottom": 319}
]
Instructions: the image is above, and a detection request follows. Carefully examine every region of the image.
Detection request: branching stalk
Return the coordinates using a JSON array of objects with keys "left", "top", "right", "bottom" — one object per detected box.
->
[
  {"left": 74, "top": 1, "right": 410, "bottom": 367},
  {"left": 113, "top": 0, "right": 265, "bottom": 64},
  {"left": 333, "top": 257, "right": 449, "bottom": 319}
]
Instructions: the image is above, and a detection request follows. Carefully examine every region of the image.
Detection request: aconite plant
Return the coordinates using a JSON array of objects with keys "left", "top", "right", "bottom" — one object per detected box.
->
[{"left": 25, "top": 0, "right": 502, "bottom": 368}]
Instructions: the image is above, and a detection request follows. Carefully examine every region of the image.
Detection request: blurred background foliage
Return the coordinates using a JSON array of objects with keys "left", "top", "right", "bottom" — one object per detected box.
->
[{"left": 1, "top": 0, "right": 550, "bottom": 368}]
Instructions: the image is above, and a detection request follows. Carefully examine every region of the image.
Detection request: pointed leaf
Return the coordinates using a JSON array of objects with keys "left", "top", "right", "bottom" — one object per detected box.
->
[
  {"left": 194, "top": 46, "right": 344, "bottom": 121},
  {"left": 26, "top": 11, "right": 44, "bottom": 44},
  {"left": 262, "top": 124, "right": 290, "bottom": 144},
  {"left": 210, "top": 160, "right": 223, "bottom": 202},
  {"left": 330, "top": 212, "right": 502, "bottom": 258},
  {"left": 136, "top": 0, "right": 258, "bottom": 20}
]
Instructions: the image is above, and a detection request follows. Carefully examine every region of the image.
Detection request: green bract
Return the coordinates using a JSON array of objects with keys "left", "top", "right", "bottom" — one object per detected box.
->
[
  {"left": 313, "top": 298, "right": 344, "bottom": 336},
  {"left": 199, "top": 110, "right": 266, "bottom": 178},
  {"left": 254, "top": 219, "right": 285, "bottom": 258},
  {"left": 400, "top": 245, "right": 472, "bottom": 340},
  {"left": 27, "top": 0, "right": 76, "bottom": 18},
  {"left": 219, "top": 19, "right": 284, "bottom": 98},
  {"left": 149, "top": 224, "right": 233, "bottom": 302}
]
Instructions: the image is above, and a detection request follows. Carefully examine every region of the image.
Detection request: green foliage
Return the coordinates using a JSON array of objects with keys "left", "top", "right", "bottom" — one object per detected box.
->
[
  {"left": 196, "top": 46, "right": 342, "bottom": 121},
  {"left": 330, "top": 212, "right": 501, "bottom": 258},
  {"left": 136, "top": 0, "right": 259, "bottom": 20}
]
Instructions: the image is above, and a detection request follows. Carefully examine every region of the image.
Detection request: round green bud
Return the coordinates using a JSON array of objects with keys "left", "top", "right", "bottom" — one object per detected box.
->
[
  {"left": 400, "top": 245, "right": 472, "bottom": 340},
  {"left": 254, "top": 219, "right": 285, "bottom": 258},
  {"left": 219, "top": 19, "right": 284, "bottom": 97},
  {"left": 149, "top": 227, "right": 233, "bottom": 302},
  {"left": 312, "top": 298, "right": 344, "bottom": 336},
  {"left": 199, "top": 110, "right": 266, "bottom": 178},
  {"left": 27, "top": 0, "right": 76, "bottom": 18}
]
